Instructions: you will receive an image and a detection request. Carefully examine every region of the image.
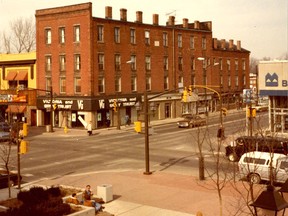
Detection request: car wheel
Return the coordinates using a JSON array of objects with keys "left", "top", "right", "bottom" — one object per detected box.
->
[
  {"left": 248, "top": 173, "right": 261, "bottom": 184},
  {"left": 228, "top": 153, "right": 238, "bottom": 162}
]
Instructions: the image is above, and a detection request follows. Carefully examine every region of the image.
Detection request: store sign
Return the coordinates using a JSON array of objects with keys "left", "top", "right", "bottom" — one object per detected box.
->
[
  {"left": 98, "top": 97, "right": 137, "bottom": 109},
  {"left": 42, "top": 99, "right": 76, "bottom": 110},
  {"left": 0, "top": 94, "right": 27, "bottom": 103}
]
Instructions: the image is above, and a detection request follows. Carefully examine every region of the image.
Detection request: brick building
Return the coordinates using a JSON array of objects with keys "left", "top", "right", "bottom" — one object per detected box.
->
[{"left": 35, "top": 2, "right": 250, "bottom": 129}]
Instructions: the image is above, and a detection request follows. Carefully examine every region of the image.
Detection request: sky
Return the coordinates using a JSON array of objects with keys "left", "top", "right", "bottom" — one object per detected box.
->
[{"left": 0, "top": 0, "right": 287, "bottom": 59}]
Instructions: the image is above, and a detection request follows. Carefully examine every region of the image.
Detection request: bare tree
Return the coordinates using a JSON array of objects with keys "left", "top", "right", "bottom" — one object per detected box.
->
[{"left": 2, "top": 32, "right": 12, "bottom": 54}]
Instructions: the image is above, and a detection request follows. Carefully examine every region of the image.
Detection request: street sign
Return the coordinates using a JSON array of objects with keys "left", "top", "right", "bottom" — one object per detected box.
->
[{"left": 243, "top": 89, "right": 252, "bottom": 104}]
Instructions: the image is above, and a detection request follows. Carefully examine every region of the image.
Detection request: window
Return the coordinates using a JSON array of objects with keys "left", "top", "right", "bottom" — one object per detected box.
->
[
  {"left": 115, "top": 54, "right": 121, "bottom": 71},
  {"left": 74, "top": 25, "right": 80, "bottom": 42},
  {"left": 97, "top": 25, "right": 104, "bottom": 42},
  {"left": 130, "top": 55, "right": 136, "bottom": 70},
  {"left": 115, "top": 77, "right": 121, "bottom": 92},
  {"left": 243, "top": 75, "right": 246, "bottom": 86},
  {"left": 191, "top": 57, "right": 195, "bottom": 70},
  {"left": 60, "top": 77, "right": 66, "bottom": 93},
  {"left": 59, "top": 27, "right": 65, "bottom": 44},
  {"left": 146, "top": 76, "right": 151, "bottom": 91},
  {"left": 163, "top": 32, "right": 168, "bottom": 47},
  {"left": 114, "top": 27, "right": 120, "bottom": 43},
  {"left": 164, "top": 76, "right": 169, "bottom": 90},
  {"left": 46, "top": 77, "right": 52, "bottom": 92},
  {"left": 74, "top": 77, "right": 81, "bottom": 93},
  {"left": 202, "top": 37, "right": 206, "bottom": 49},
  {"left": 178, "top": 76, "right": 184, "bottom": 85},
  {"left": 145, "top": 30, "right": 150, "bottom": 45},
  {"left": 242, "top": 59, "right": 246, "bottom": 70},
  {"left": 130, "top": 29, "right": 136, "bottom": 44},
  {"left": 98, "top": 77, "right": 105, "bottom": 93},
  {"left": 235, "top": 59, "right": 239, "bottom": 70},
  {"left": 131, "top": 76, "right": 137, "bottom": 92},
  {"left": 178, "top": 34, "right": 182, "bottom": 48},
  {"left": 190, "top": 36, "right": 195, "bottom": 49},
  {"left": 191, "top": 74, "right": 196, "bottom": 85},
  {"left": 45, "top": 56, "right": 52, "bottom": 72},
  {"left": 227, "top": 59, "right": 231, "bottom": 71},
  {"left": 235, "top": 76, "right": 239, "bottom": 87},
  {"left": 98, "top": 54, "right": 104, "bottom": 70},
  {"left": 219, "top": 58, "right": 223, "bottom": 70},
  {"left": 178, "top": 57, "right": 183, "bottom": 71},
  {"left": 59, "top": 55, "right": 66, "bottom": 71},
  {"left": 228, "top": 75, "right": 231, "bottom": 87},
  {"left": 220, "top": 75, "right": 223, "bottom": 86},
  {"left": 164, "top": 56, "right": 168, "bottom": 70},
  {"left": 45, "top": 28, "right": 52, "bottom": 44},
  {"left": 74, "top": 54, "right": 81, "bottom": 71},
  {"left": 145, "top": 56, "right": 151, "bottom": 70}
]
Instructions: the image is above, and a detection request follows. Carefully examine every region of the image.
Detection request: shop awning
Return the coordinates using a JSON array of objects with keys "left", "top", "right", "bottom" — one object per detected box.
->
[
  {"left": 6, "top": 105, "right": 26, "bottom": 113},
  {"left": 5, "top": 71, "right": 17, "bottom": 80},
  {"left": 14, "top": 71, "right": 28, "bottom": 80}
]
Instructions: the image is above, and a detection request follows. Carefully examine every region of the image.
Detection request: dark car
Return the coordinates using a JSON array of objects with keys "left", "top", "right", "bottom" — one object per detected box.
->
[
  {"left": 225, "top": 136, "right": 288, "bottom": 162},
  {"left": 0, "top": 170, "right": 22, "bottom": 188},
  {"left": 0, "top": 122, "right": 11, "bottom": 132},
  {"left": 177, "top": 115, "right": 206, "bottom": 128}
]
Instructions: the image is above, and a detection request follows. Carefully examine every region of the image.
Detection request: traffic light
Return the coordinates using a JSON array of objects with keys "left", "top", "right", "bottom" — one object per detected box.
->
[
  {"left": 23, "top": 123, "right": 28, "bottom": 137},
  {"left": 182, "top": 88, "right": 187, "bottom": 102},
  {"left": 53, "top": 104, "right": 58, "bottom": 110},
  {"left": 113, "top": 100, "right": 118, "bottom": 112},
  {"left": 252, "top": 108, "right": 257, "bottom": 118},
  {"left": 246, "top": 107, "right": 256, "bottom": 118},
  {"left": 221, "top": 108, "right": 228, "bottom": 116},
  {"left": 20, "top": 140, "right": 27, "bottom": 154},
  {"left": 188, "top": 86, "right": 193, "bottom": 96}
]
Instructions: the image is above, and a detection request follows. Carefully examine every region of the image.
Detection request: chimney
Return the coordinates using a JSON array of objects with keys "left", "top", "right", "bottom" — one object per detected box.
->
[
  {"left": 120, "top": 8, "right": 127, "bottom": 21},
  {"left": 221, "top": 39, "right": 226, "bottom": 49},
  {"left": 136, "top": 11, "right": 143, "bottom": 23},
  {"left": 194, "top": 20, "right": 199, "bottom": 29},
  {"left": 183, "top": 18, "right": 188, "bottom": 28},
  {"left": 153, "top": 14, "right": 159, "bottom": 25},
  {"left": 237, "top": 40, "right": 241, "bottom": 50},
  {"left": 229, "top": 39, "right": 234, "bottom": 49},
  {"left": 168, "top": 16, "right": 175, "bottom": 26},
  {"left": 207, "top": 21, "right": 212, "bottom": 31},
  {"left": 105, "top": 6, "right": 112, "bottom": 19},
  {"left": 213, "top": 38, "right": 218, "bottom": 49}
]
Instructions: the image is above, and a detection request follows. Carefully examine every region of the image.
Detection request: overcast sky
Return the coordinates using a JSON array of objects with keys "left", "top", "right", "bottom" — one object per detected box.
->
[{"left": 0, "top": 0, "right": 287, "bottom": 59}]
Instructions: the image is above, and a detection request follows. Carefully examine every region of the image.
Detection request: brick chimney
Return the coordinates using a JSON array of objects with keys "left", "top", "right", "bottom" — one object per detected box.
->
[
  {"left": 105, "top": 6, "right": 112, "bottom": 19},
  {"left": 136, "top": 11, "right": 143, "bottom": 23},
  {"left": 168, "top": 16, "right": 175, "bottom": 26},
  {"left": 183, "top": 18, "right": 188, "bottom": 28},
  {"left": 120, "top": 8, "right": 127, "bottom": 21},
  {"left": 221, "top": 39, "right": 226, "bottom": 49},
  {"left": 194, "top": 20, "right": 199, "bottom": 29},
  {"left": 229, "top": 39, "right": 234, "bottom": 49},
  {"left": 213, "top": 38, "right": 218, "bottom": 49},
  {"left": 153, "top": 14, "right": 159, "bottom": 25},
  {"left": 237, "top": 40, "right": 241, "bottom": 50}
]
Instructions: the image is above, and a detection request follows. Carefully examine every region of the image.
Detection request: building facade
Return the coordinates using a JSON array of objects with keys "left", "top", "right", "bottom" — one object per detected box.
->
[
  {"left": 35, "top": 3, "right": 250, "bottom": 129},
  {"left": 259, "top": 60, "right": 288, "bottom": 135},
  {"left": 0, "top": 52, "right": 37, "bottom": 125}
]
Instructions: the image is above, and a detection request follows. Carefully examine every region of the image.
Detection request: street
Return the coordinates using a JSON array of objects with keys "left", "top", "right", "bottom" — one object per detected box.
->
[{"left": 1, "top": 110, "right": 268, "bottom": 185}]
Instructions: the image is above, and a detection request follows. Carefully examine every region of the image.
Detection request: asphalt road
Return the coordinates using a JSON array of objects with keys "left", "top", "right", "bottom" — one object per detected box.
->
[{"left": 0, "top": 111, "right": 269, "bottom": 185}]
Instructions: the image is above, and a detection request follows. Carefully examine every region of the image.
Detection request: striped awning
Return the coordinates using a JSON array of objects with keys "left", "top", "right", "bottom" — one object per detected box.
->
[
  {"left": 5, "top": 71, "right": 17, "bottom": 80},
  {"left": 14, "top": 71, "right": 28, "bottom": 80}
]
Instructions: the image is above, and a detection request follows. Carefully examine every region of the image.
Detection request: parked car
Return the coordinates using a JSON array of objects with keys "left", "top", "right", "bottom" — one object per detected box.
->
[
  {"left": 238, "top": 151, "right": 288, "bottom": 184},
  {"left": 225, "top": 136, "right": 288, "bottom": 162},
  {"left": 0, "top": 170, "right": 22, "bottom": 188},
  {"left": 177, "top": 115, "right": 206, "bottom": 128},
  {"left": 0, "top": 122, "right": 11, "bottom": 132}
]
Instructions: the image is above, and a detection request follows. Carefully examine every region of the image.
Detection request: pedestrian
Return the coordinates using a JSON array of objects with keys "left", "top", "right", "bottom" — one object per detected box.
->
[
  {"left": 82, "top": 185, "right": 104, "bottom": 213},
  {"left": 125, "top": 115, "right": 130, "bottom": 126},
  {"left": 87, "top": 121, "right": 92, "bottom": 136}
]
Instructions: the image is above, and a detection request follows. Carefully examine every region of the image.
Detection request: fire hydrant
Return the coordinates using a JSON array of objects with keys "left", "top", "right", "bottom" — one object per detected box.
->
[{"left": 64, "top": 126, "right": 68, "bottom": 134}]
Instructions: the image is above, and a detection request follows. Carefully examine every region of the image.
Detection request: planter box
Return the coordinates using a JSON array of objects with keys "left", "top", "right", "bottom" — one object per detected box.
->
[{"left": 97, "top": 184, "right": 113, "bottom": 203}]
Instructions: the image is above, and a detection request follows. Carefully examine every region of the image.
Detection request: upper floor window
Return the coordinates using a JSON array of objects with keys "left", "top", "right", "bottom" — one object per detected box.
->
[
  {"left": 146, "top": 76, "right": 151, "bottom": 91},
  {"left": 59, "top": 55, "right": 66, "bottom": 71},
  {"left": 145, "top": 56, "right": 151, "bottom": 70},
  {"left": 45, "top": 28, "right": 52, "bottom": 44},
  {"left": 74, "top": 25, "right": 80, "bottom": 42},
  {"left": 202, "top": 37, "right": 207, "bottom": 49},
  {"left": 219, "top": 58, "right": 223, "bottom": 70},
  {"left": 190, "top": 36, "right": 195, "bottom": 49},
  {"left": 243, "top": 75, "right": 246, "bottom": 86},
  {"left": 163, "top": 32, "right": 168, "bottom": 47},
  {"left": 227, "top": 59, "right": 231, "bottom": 71},
  {"left": 45, "top": 56, "right": 52, "bottom": 72},
  {"left": 235, "top": 59, "right": 239, "bottom": 70},
  {"left": 98, "top": 77, "right": 105, "bottom": 93},
  {"left": 228, "top": 75, "right": 231, "bottom": 87},
  {"left": 164, "top": 56, "right": 168, "bottom": 71},
  {"left": 145, "top": 30, "right": 150, "bottom": 45},
  {"left": 191, "top": 57, "right": 195, "bottom": 70},
  {"left": 60, "top": 77, "right": 66, "bottom": 93},
  {"left": 130, "top": 55, "right": 136, "bottom": 70},
  {"left": 130, "top": 29, "right": 136, "bottom": 44},
  {"left": 114, "top": 27, "right": 120, "bottom": 43},
  {"left": 164, "top": 76, "right": 169, "bottom": 90},
  {"left": 178, "top": 57, "right": 183, "bottom": 71},
  {"left": 115, "top": 54, "right": 121, "bottom": 71},
  {"left": 74, "top": 54, "right": 81, "bottom": 71},
  {"left": 98, "top": 54, "right": 104, "bottom": 70},
  {"left": 235, "top": 76, "right": 239, "bottom": 87},
  {"left": 74, "top": 77, "right": 81, "bottom": 93},
  {"left": 97, "top": 25, "right": 104, "bottom": 42},
  {"left": 59, "top": 27, "right": 65, "bottom": 44},
  {"left": 46, "top": 77, "right": 52, "bottom": 92},
  {"left": 115, "top": 77, "right": 121, "bottom": 92},
  {"left": 178, "top": 34, "right": 182, "bottom": 48},
  {"left": 131, "top": 76, "right": 137, "bottom": 92},
  {"left": 242, "top": 59, "right": 246, "bottom": 70}
]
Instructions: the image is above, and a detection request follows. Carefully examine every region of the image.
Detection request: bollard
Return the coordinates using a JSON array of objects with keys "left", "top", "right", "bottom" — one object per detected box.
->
[{"left": 64, "top": 126, "right": 68, "bottom": 133}]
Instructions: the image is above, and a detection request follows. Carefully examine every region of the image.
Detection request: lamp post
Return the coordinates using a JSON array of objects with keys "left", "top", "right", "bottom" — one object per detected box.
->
[{"left": 143, "top": 91, "right": 152, "bottom": 175}]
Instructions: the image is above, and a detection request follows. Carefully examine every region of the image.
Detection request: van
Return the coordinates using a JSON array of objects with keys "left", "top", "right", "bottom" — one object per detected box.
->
[
  {"left": 238, "top": 151, "right": 288, "bottom": 184},
  {"left": 225, "top": 136, "right": 288, "bottom": 162}
]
